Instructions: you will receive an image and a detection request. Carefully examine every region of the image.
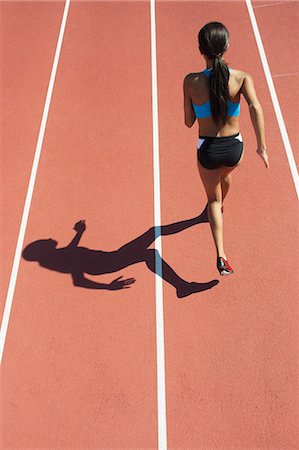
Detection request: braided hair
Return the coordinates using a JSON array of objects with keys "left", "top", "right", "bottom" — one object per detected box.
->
[{"left": 198, "top": 22, "right": 230, "bottom": 124}]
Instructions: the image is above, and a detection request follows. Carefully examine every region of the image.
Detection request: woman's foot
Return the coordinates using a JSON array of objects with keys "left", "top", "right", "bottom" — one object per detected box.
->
[
  {"left": 176, "top": 280, "right": 219, "bottom": 298},
  {"left": 217, "top": 257, "right": 233, "bottom": 276}
]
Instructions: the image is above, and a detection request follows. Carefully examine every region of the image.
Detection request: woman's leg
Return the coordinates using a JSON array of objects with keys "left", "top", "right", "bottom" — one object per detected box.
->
[
  {"left": 116, "top": 210, "right": 208, "bottom": 265},
  {"left": 221, "top": 172, "right": 232, "bottom": 205},
  {"left": 198, "top": 160, "right": 241, "bottom": 259},
  {"left": 220, "top": 150, "right": 243, "bottom": 205},
  {"left": 197, "top": 161, "right": 226, "bottom": 258},
  {"left": 144, "top": 248, "right": 219, "bottom": 297}
]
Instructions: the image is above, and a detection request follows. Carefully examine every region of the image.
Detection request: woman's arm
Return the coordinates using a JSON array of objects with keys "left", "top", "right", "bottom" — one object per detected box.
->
[
  {"left": 241, "top": 73, "right": 269, "bottom": 169},
  {"left": 67, "top": 220, "right": 86, "bottom": 248},
  {"left": 183, "top": 75, "right": 196, "bottom": 128},
  {"left": 71, "top": 272, "right": 136, "bottom": 290}
]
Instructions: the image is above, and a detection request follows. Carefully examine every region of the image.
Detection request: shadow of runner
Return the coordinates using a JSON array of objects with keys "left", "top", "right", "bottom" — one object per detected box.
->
[{"left": 22, "top": 205, "right": 219, "bottom": 298}]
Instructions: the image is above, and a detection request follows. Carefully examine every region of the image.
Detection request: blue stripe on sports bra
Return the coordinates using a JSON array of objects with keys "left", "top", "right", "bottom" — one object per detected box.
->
[{"left": 192, "top": 68, "right": 240, "bottom": 118}]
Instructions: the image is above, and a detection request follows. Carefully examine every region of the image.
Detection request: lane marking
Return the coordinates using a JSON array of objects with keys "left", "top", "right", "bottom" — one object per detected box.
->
[
  {"left": 246, "top": 0, "right": 299, "bottom": 199},
  {"left": 150, "top": 0, "right": 168, "bottom": 448},
  {"left": 272, "top": 72, "right": 299, "bottom": 78},
  {"left": 254, "top": 2, "right": 287, "bottom": 8},
  {"left": 0, "top": 0, "right": 71, "bottom": 364}
]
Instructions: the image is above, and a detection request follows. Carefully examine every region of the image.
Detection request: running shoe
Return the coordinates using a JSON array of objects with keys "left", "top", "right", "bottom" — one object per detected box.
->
[{"left": 217, "top": 257, "right": 233, "bottom": 276}]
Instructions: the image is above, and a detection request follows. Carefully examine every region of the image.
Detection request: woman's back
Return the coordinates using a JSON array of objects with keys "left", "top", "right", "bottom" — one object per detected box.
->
[{"left": 186, "top": 68, "right": 246, "bottom": 136}]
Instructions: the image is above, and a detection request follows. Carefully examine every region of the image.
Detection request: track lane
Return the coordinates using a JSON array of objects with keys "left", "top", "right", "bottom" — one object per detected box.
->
[
  {"left": 252, "top": 0, "right": 299, "bottom": 169},
  {"left": 2, "top": 2, "right": 158, "bottom": 447},
  {"left": 0, "top": 1, "right": 65, "bottom": 325},
  {"left": 156, "top": 1, "right": 298, "bottom": 448},
  {"left": 2, "top": 1, "right": 298, "bottom": 447}
]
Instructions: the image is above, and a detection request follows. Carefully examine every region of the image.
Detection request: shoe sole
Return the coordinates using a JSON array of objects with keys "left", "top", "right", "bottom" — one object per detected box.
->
[{"left": 219, "top": 270, "right": 234, "bottom": 276}]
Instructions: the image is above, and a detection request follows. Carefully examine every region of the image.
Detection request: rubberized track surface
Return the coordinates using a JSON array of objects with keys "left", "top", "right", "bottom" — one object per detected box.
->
[{"left": 1, "top": 1, "right": 298, "bottom": 448}]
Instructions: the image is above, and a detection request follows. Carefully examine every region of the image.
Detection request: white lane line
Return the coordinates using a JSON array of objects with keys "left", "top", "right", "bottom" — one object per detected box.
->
[
  {"left": 150, "top": 0, "right": 168, "bottom": 448},
  {"left": 254, "top": 2, "right": 287, "bottom": 8},
  {"left": 272, "top": 72, "right": 299, "bottom": 78},
  {"left": 0, "top": 0, "right": 71, "bottom": 365},
  {"left": 246, "top": 0, "right": 299, "bottom": 200}
]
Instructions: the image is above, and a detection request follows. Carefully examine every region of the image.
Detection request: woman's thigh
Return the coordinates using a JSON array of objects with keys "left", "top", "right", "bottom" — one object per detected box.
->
[
  {"left": 220, "top": 150, "right": 244, "bottom": 178},
  {"left": 197, "top": 159, "right": 223, "bottom": 201}
]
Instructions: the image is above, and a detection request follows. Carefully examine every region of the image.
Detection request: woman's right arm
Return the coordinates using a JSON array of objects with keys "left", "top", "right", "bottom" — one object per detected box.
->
[
  {"left": 183, "top": 74, "right": 196, "bottom": 128},
  {"left": 241, "top": 73, "right": 269, "bottom": 169}
]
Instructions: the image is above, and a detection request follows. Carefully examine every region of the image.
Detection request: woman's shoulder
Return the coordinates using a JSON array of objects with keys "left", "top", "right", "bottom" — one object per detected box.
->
[
  {"left": 183, "top": 71, "right": 208, "bottom": 92},
  {"left": 184, "top": 71, "right": 206, "bottom": 82},
  {"left": 229, "top": 68, "right": 250, "bottom": 82}
]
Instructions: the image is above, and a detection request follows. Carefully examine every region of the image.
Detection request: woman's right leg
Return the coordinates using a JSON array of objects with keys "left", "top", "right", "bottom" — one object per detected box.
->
[
  {"left": 220, "top": 148, "right": 244, "bottom": 206},
  {"left": 197, "top": 161, "right": 240, "bottom": 259},
  {"left": 221, "top": 172, "right": 232, "bottom": 205},
  {"left": 197, "top": 161, "right": 226, "bottom": 259}
]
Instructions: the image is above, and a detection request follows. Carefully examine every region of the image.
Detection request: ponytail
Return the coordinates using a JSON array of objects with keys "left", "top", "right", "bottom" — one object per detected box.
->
[
  {"left": 210, "top": 56, "right": 229, "bottom": 124},
  {"left": 198, "top": 22, "right": 230, "bottom": 124}
]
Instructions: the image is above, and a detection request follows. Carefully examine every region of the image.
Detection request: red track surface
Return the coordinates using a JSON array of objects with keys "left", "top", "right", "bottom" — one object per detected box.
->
[{"left": 1, "top": 1, "right": 298, "bottom": 448}]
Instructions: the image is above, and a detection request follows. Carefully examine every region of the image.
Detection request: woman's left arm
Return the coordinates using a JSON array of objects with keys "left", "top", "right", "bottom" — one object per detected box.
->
[{"left": 183, "top": 74, "right": 196, "bottom": 128}]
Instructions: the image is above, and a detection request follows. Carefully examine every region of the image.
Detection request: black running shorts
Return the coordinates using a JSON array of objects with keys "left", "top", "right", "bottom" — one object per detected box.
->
[{"left": 197, "top": 133, "right": 244, "bottom": 170}]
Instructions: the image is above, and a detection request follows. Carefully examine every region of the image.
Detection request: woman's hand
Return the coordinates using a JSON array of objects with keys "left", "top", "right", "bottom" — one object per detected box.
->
[
  {"left": 109, "top": 276, "right": 136, "bottom": 290},
  {"left": 257, "top": 148, "right": 269, "bottom": 169},
  {"left": 73, "top": 220, "right": 86, "bottom": 232}
]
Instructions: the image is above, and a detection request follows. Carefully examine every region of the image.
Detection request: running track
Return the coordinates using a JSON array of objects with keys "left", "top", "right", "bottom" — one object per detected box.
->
[{"left": 1, "top": 1, "right": 298, "bottom": 448}]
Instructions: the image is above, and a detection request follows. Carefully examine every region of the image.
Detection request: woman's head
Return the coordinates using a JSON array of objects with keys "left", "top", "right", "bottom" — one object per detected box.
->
[
  {"left": 198, "top": 22, "right": 229, "bottom": 59},
  {"left": 198, "top": 22, "right": 230, "bottom": 125},
  {"left": 22, "top": 239, "right": 57, "bottom": 261}
]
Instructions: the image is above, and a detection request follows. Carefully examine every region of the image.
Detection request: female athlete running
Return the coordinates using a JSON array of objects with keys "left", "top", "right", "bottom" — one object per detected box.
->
[{"left": 183, "top": 22, "right": 269, "bottom": 276}]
